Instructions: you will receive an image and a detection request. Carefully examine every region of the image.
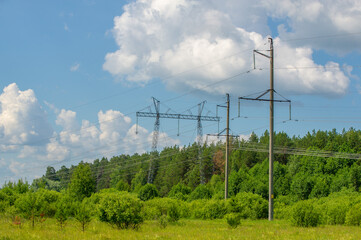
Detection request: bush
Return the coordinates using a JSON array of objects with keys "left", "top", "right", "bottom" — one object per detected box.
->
[
  {"left": 189, "top": 200, "right": 208, "bottom": 219},
  {"left": 188, "top": 184, "right": 212, "bottom": 201},
  {"left": 138, "top": 184, "right": 159, "bottom": 201},
  {"left": 187, "top": 199, "right": 228, "bottom": 220},
  {"left": 143, "top": 198, "right": 183, "bottom": 221},
  {"left": 98, "top": 192, "right": 143, "bottom": 229},
  {"left": 228, "top": 192, "right": 268, "bottom": 219},
  {"left": 224, "top": 213, "right": 241, "bottom": 228},
  {"left": 274, "top": 195, "right": 296, "bottom": 220},
  {"left": 201, "top": 199, "right": 228, "bottom": 219},
  {"left": 115, "top": 180, "right": 130, "bottom": 192},
  {"left": 345, "top": 203, "right": 361, "bottom": 226},
  {"left": 323, "top": 201, "right": 349, "bottom": 225},
  {"left": 290, "top": 200, "right": 320, "bottom": 227},
  {"left": 158, "top": 215, "right": 168, "bottom": 228},
  {"left": 167, "top": 203, "right": 180, "bottom": 222},
  {"left": 168, "top": 183, "right": 191, "bottom": 201}
]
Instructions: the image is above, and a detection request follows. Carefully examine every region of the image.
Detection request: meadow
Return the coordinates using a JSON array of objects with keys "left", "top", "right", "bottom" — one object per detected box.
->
[{"left": 1, "top": 218, "right": 361, "bottom": 240}]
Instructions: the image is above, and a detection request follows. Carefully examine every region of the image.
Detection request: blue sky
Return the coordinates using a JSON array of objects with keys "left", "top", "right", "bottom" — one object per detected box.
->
[{"left": 0, "top": 0, "right": 361, "bottom": 184}]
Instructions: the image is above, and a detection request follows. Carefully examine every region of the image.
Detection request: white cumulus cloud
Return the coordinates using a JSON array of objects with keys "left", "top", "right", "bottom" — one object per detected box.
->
[
  {"left": 103, "top": 0, "right": 352, "bottom": 97},
  {"left": 0, "top": 83, "right": 53, "bottom": 147},
  {"left": 261, "top": 0, "right": 361, "bottom": 52}
]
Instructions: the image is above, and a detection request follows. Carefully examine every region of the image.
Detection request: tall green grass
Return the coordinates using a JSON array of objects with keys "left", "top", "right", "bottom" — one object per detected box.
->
[{"left": 1, "top": 217, "right": 361, "bottom": 240}]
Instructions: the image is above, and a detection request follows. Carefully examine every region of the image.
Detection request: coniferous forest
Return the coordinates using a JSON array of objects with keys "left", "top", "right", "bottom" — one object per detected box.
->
[{"left": 2, "top": 128, "right": 361, "bottom": 232}]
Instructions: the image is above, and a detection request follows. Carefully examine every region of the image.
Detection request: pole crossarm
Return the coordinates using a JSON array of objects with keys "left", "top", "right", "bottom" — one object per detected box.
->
[
  {"left": 239, "top": 89, "right": 291, "bottom": 103},
  {"left": 254, "top": 50, "right": 271, "bottom": 59},
  {"left": 239, "top": 97, "right": 290, "bottom": 103},
  {"left": 136, "top": 112, "right": 220, "bottom": 122}
]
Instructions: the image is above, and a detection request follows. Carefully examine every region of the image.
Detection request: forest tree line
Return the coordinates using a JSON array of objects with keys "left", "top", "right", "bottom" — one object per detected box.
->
[
  {"left": 32, "top": 128, "right": 361, "bottom": 201},
  {"left": 1, "top": 128, "right": 361, "bottom": 228}
]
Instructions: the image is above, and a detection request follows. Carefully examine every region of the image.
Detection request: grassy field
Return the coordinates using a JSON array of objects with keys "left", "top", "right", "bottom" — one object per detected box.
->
[{"left": 1, "top": 217, "right": 361, "bottom": 240}]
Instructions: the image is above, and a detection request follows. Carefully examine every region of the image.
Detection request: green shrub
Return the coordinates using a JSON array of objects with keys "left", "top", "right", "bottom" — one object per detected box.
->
[
  {"left": 143, "top": 198, "right": 183, "bottom": 221},
  {"left": 323, "top": 201, "right": 349, "bottom": 225},
  {"left": 345, "top": 203, "right": 361, "bottom": 226},
  {"left": 189, "top": 200, "right": 208, "bottom": 219},
  {"left": 98, "top": 192, "right": 143, "bottom": 229},
  {"left": 168, "top": 183, "right": 191, "bottom": 201},
  {"left": 201, "top": 199, "right": 228, "bottom": 219},
  {"left": 188, "top": 185, "right": 212, "bottom": 201},
  {"left": 290, "top": 200, "right": 320, "bottom": 227},
  {"left": 229, "top": 192, "right": 268, "bottom": 219},
  {"left": 274, "top": 195, "right": 296, "bottom": 220},
  {"left": 138, "top": 184, "right": 159, "bottom": 201},
  {"left": 167, "top": 203, "right": 180, "bottom": 222},
  {"left": 224, "top": 213, "right": 241, "bottom": 228},
  {"left": 158, "top": 215, "right": 168, "bottom": 228},
  {"left": 115, "top": 180, "right": 130, "bottom": 192},
  {"left": 187, "top": 199, "right": 228, "bottom": 220}
]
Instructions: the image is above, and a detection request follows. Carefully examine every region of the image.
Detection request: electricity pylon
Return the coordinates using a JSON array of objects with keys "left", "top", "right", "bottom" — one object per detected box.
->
[{"left": 136, "top": 98, "right": 220, "bottom": 184}]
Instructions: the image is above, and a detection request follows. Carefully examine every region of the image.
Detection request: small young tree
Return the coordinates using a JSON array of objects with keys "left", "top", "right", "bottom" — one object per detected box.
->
[
  {"left": 68, "top": 163, "right": 95, "bottom": 201},
  {"left": 75, "top": 200, "right": 93, "bottom": 232},
  {"left": 224, "top": 213, "right": 241, "bottom": 228},
  {"left": 55, "top": 196, "right": 73, "bottom": 229},
  {"left": 15, "top": 192, "right": 41, "bottom": 228}
]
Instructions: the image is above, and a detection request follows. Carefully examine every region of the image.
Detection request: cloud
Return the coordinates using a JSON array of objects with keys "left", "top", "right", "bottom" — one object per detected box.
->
[
  {"left": 261, "top": 0, "right": 361, "bottom": 53},
  {"left": 64, "top": 23, "right": 70, "bottom": 32},
  {"left": 18, "top": 146, "right": 38, "bottom": 159},
  {"left": 70, "top": 63, "right": 80, "bottom": 72},
  {"left": 103, "top": 0, "right": 352, "bottom": 97},
  {"left": 0, "top": 158, "right": 6, "bottom": 167},
  {"left": 46, "top": 139, "right": 70, "bottom": 162},
  {"left": 0, "top": 83, "right": 53, "bottom": 147},
  {"left": 56, "top": 109, "right": 78, "bottom": 131},
  {"left": 50, "top": 108, "right": 179, "bottom": 162},
  {"left": 9, "top": 161, "right": 26, "bottom": 175},
  {"left": 123, "top": 124, "right": 150, "bottom": 154},
  {"left": 0, "top": 84, "right": 181, "bottom": 184},
  {"left": 239, "top": 134, "right": 251, "bottom": 141}
]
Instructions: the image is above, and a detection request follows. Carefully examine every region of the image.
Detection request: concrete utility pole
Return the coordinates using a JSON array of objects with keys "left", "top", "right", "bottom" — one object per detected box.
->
[
  {"left": 253, "top": 37, "right": 274, "bottom": 220},
  {"left": 214, "top": 94, "right": 231, "bottom": 199},
  {"left": 238, "top": 37, "right": 280, "bottom": 221},
  {"left": 225, "top": 93, "right": 230, "bottom": 199},
  {"left": 268, "top": 38, "right": 274, "bottom": 221}
]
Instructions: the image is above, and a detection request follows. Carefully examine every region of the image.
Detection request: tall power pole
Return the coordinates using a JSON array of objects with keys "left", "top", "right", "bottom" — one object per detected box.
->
[
  {"left": 214, "top": 94, "right": 231, "bottom": 199},
  {"left": 225, "top": 93, "right": 230, "bottom": 199},
  {"left": 238, "top": 37, "right": 290, "bottom": 221},
  {"left": 253, "top": 37, "right": 274, "bottom": 220},
  {"left": 268, "top": 38, "right": 274, "bottom": 221}
]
